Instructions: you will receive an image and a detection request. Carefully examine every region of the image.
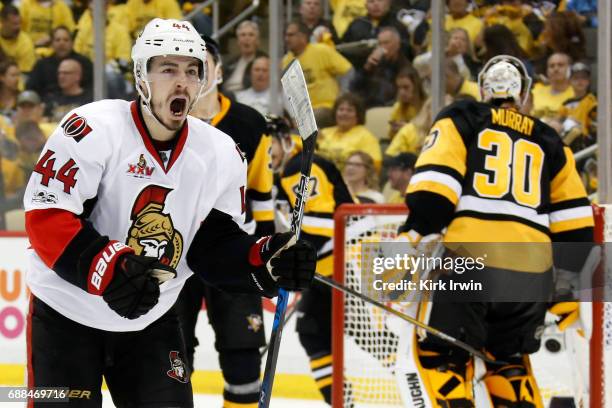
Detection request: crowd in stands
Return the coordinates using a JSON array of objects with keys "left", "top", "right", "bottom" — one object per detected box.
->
[{"left": 0, "top": 0, "right": 602, "bottom": 229}]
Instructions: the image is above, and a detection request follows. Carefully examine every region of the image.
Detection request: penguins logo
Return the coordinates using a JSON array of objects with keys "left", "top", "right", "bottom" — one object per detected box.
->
[
  {"left": 127, "top": 185, "right": 183, "bottom": 268},
  {"left": 166, "top": 351, "right": 188, "bottom": 383}
]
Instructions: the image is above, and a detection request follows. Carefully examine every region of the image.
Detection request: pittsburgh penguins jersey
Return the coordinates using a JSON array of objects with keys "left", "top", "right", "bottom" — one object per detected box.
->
[
  {"left": 404, "top": 100, "right": 593, "bottom": 270},
  {"left": 24, "top": 99, "right": 254, "bottom": 332},
  {"left": 277, "top": 152, "right": 353, "bottom": 276},
  {"left": 210, "top": 94, "right": 274, "bottom": 236}
]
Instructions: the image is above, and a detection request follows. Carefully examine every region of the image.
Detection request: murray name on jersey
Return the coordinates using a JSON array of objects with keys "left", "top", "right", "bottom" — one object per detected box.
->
[{"left": 24, "top": 99, "right": 249, "bottom": 332}]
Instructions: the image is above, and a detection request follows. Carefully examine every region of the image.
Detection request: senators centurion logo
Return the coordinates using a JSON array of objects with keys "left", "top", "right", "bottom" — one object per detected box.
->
[
  {"left": 127, "top": 185, "right": 183, "bottom": 268},
  {"left": 166, "top": 351, "right": 188, "bottom": 383},
  {"left": 62, "top": 113, "right": 93, "bottom": 142}
]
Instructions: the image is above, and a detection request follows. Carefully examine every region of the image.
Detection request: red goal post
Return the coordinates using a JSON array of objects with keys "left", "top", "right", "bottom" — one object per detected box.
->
[{"left": 331, "top": 203, "right": 611, "bottom": 408}]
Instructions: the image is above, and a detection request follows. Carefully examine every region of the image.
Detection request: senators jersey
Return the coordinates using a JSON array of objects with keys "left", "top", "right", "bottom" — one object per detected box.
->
[
  {"left": 24, "top": 100, "right": 255, "bottom": 331},
  {"left": 210, "top": 94, "right": 274, "bottom": 236},
  {"left": 405, "top": 100, "right": 593, "bottom": 270},
  {"left": 277, "top": 150, "right": 353, "bottom": 276}
]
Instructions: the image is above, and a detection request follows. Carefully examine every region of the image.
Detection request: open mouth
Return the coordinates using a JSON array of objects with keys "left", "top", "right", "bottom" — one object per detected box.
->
[{"left": 170, "top": 97, "right": 187, "bottom": 117}]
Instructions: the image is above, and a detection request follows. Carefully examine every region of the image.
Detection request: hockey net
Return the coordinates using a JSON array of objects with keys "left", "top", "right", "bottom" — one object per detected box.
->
[{"left": 332, "top": 203, "right": 612, "bottom": 408}]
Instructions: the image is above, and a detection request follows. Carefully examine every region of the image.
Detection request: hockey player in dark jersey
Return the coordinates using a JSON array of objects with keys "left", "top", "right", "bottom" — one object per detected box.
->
[
  {"left": 396, "top": 55, "right": 594, "bottom": 407},
  {"left": 268, "top": 115, "right": 355, "bottom": 404},
  {"left": 23, "top": 19, "right": 315, "bottom": 407},
  {"left": 176, "top": 36, "right": 275, "bottom": 408}
]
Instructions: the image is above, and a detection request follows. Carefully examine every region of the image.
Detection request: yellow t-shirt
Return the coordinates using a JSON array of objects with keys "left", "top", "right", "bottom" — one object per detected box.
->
[
  {"left": 389, "top": 102, "right": 418, "bottom": 138},
  {"left": 531, "top": 83, "right": 575, "bottom": 119},
  {"left": 445, "top": 13, "right": 484, "bottom": 45},
  {"left": 282, "top": 43, "right": 352, "bottom": 109},
  {"left": 318, "top": 125, "right": 382, "bottom": 171},
  {"left": 19, "top": 0, "right": 75, "bottom": 46},
  {"left": 457, "top": 79, "right": 481, "bottom": 101},
  {"left": 74, "top": 10, "right": 132, "bottom": 62},
  {"left": 0, "top": 32, "right": 36, "bottom": 72},
  {"left": 559, "top": 93, "right": 597, "bottom": 136},
  {"left": 1, "top": 156, "right": 25, "bottom": 196},
  {"left": 330, "top": 0, "right": 367, "bottom": 38},
  {"left": 125, "top": 0, "right": 182, "bottom": 38},
  {"left": 386, "top": 123, "right": 422, "bottom": 157}
]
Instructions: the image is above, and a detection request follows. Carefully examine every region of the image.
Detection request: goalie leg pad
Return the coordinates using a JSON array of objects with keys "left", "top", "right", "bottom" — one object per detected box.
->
[{"left": 484, "top": 355, "right": 544, "bottom": 408}]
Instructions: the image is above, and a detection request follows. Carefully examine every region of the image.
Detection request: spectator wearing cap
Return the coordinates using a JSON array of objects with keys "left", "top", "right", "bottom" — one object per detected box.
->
[
  {"left": 0, "top": 5, "right": 36, "bottom": 73},
  {"left": 558, "top": 62, "right": 597, "bottom": 151},
  {"left": 342, "top": 0, "right": 412, "bottom": 68},
  {"left": 0, "top": 61, "right": 21, "bottom": 118},
  {"left": 531, "top": 52, "right": 574, "bottom": 120},
  {"left": 317, "top": 93, "right": 382, "bottom": 171},
  {"left": 299, "top": 0, "right": 339, "bottom": 44},
  {"left": 27, "top": 26, "right": 93, "bottom": 101},
  {"left": 19, "top": 0, "right": 75, "bottom": 48},
  {"left": 14, "top": 120, "right": 46, "bottom": 178},
  {"left": 384, "top": 152, "right": 416, "bottom": 203},
  {"left": 46, "top": 58, "right": 93, "bottom": 122},
  {"left": 342, "top": 150, "right": 384, "bottom": 203},
  {"left": 14, "top": 90, "right": 56, "bottom": 138},
  {"left": 445, "top": 0, "right": 484, "bottom": 45},
  {"left": 223, "top": 21, "right": 267, "bottom": 94},
  {"left": 350, "top": 26, "right": 412, "bottom": 108},
  {"left": 282, "top": 20, "right": 354, "bottom": 128}
]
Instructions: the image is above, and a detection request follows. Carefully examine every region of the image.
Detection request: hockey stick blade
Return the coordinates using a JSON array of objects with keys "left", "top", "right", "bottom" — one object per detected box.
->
[
  {"left": 259, "top": 60, "right": 318, "bottom": 408},
  {"left": 315, "top": 274, "right": 506, "bottom": 366}
]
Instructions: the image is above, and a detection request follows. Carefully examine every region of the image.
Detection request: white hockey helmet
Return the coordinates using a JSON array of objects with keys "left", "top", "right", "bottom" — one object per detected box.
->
[
  {"left": 478, "top": 55, "right": 532, "bottom": 108},
  {"left": 131, "top": 18, "right": 208, "bottom": 115}
]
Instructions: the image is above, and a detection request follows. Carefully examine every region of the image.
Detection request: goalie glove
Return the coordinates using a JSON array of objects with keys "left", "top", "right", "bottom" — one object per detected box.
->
[
  {"left": 249, "top": 232, "right": 316, "bottom": 294},
  {"left": 82, "top": 240, "right": 176, "bottom": 319}
]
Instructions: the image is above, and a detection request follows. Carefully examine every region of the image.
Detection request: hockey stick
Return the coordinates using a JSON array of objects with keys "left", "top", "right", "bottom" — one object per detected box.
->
[
  {"left": 315, "top": 273, "right": 505, "bottom": 365},
  {"left": 258, "top": 60, "right": 318, "bottom": 408},
  {"left": 260, "top": 303, "right": 300, "bottom": 358}
]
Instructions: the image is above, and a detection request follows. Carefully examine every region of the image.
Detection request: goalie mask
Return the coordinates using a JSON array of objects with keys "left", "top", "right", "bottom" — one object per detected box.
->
[
  {"left": 478, "top": 55, "right": 532, "bottom": 108},
  {"left": 131, "top": 18, "right": 208, "bottom": 119}
]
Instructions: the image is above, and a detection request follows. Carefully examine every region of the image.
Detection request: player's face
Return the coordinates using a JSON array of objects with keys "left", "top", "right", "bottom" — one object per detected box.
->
[
  {"left": 343, "top": 154, "right": 368, "bottom": 184},
  {"left": 396, "top": 77, "right": 414, "bottom": 103},
  {"left": 335, "top": 101, "right": 358, "bottom": 131},
  {"left": 147, "top": 56, "right": 202, "bottom": 130}
]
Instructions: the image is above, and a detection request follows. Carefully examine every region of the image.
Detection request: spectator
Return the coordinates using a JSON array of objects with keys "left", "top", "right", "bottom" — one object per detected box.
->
[
  {"left": 386, "top": 98, "right": 433, "bottom": 156},
  {"left": 282, "top": 20, "right": 353, "bottom": 127},
  {"left": 482, "top": 1, "right": 535, "bottom": 57},
  {"left": 46, "top": 58, "right": 93, "bottom": 121},
  {"left": 0, "top": 5, "right": 36, "bottom": 73},
  {"left": 223, "top": 21, "right": 266, "bottom": 94},
  {"left": 19, "top": 0, "right": 75, "bottom": 48},
  {"left": 531, "top": 52, "right": 574, "bottom": 119},
  {"left": 27, "top": 26, "right": 93, "bottom": 100},
  {"left": 14, "top": 120, "right": 46, "bottom": 178},
  {"left": 384, "top": 152, "right": 416, "bottom": 203},
  {"left": 342, "top": 150, "right": 384, "bottom": 203},
  {"left": 125, "top": 0, "right": 182, "bottom": 39},
  {"left": 350, "top": 26, "right": 411, "bottom": 108},
  {"left": 74, "top": 4, "right": 132, "bottom": 98},
  {"left": 388, "top": 67, "right": 426, "bottom": 139},
  {"left": 330, "top": 0, "right": 367, "bottom": 38},
  {"left": 445, "top": 0, "right": 484, "bottom": 45},
  {"left": 342, "top": 0, "right": 411, "bottom": 67},
  {"left": 446, "top": 27, "right": 479, "bottom": 79},
  {"left": 299, "top": 0, "right": 339, "bottom": 43},
  {"left": 0, "top": 61, "right": 20, "bottom": 117},
  {"left": 558, "top": 61, "right": 597, "bottom": 151},
  {"left": 14, "top": 90, "right": 56, "bottom": 138},
  {"left": 236, "top": 56, "right": 273, "bottom": 116},
  {"left": 445, "top": 59, "right": 480, "bottom": 100},
  {"left": 481, "top": 24, "right": 533, "bottom": 78},
  {"left": 536, "top": 11, "right": 585, "bottom": 72},
  {"left": 317, "top": 93, "right": 382, "bottom": 171}
]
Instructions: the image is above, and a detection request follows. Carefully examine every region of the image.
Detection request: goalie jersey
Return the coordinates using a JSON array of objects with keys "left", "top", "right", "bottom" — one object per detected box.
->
[
  {"left": 277, "top": 147, "right": 353, "bottom": 276},
  {"left": 24, "top": 100, "right": 252, "bottom": 331},
  {"left": 210, "top": 94, "right": 274, "bottom": 236},
  {"left": 404, "top": 100, "right": 593, "bottom": 269}
]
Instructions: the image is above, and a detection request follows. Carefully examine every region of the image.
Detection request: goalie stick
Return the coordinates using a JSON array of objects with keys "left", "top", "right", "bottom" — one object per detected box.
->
[{"left": 258, "top": 60, "right": 318, "bottom": 408}]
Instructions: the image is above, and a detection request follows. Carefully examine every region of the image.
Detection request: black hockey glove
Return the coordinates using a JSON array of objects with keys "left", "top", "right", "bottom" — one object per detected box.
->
[
  {"left": 84, "top": 241, "right": 176, "bottom": 319},
  {"left": 249, "top": 232, "right": 316, "bottom": 293}
]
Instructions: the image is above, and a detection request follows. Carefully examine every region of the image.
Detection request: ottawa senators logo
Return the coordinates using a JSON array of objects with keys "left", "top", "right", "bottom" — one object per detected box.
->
[
  {"left": 166, "top": 351, "right": 188, "bottom": 383},
  {"left": 62, "top": 113, "right": 93, "bottom": 142},
  {"left": 127, "top": 185, "right": 183, "bottom": 268}
]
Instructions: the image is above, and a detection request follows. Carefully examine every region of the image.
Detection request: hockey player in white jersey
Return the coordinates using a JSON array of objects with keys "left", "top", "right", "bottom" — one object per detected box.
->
[{"left": 23, "top": 18, "right": 315, "bottom": 407}]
